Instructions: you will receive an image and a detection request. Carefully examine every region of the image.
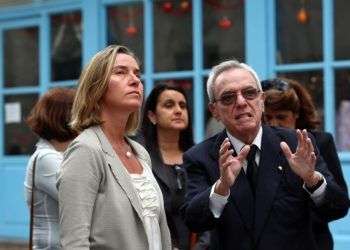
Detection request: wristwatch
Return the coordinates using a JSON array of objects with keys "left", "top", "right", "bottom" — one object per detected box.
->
[{"left": 305, "top": 177, "right": 324, "bottom": 193}]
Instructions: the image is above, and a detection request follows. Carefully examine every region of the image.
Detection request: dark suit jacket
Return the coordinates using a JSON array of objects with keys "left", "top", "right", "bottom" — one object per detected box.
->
[
  {"left": 148, "top": 148, "right": 190, "bottom": 250},
  {"left": 182, "top": 126, "right": 349, "bottom": 250},
  {"left": 310, "top": 131, "right": 349, "bottom": 250}
]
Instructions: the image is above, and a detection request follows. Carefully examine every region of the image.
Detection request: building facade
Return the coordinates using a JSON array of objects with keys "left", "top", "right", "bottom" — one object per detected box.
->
[{"left": 0, "top": 0, "right": 349, "bottom": 248}]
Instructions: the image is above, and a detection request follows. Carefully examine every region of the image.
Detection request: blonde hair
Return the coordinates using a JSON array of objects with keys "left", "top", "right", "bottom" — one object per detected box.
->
[{"left": 70, "top": 45, "right": 141, "bottom": 135}]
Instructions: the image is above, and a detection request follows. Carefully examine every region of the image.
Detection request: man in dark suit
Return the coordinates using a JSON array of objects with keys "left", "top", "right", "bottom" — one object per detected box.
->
[{"left": 182, "top": 60, "right": 349, "bottom": 250}]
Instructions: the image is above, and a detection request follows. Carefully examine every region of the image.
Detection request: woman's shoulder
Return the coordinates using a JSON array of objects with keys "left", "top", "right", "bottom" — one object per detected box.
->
[{"left": 35, "top": 140, "right": 62, "bottom": 160}]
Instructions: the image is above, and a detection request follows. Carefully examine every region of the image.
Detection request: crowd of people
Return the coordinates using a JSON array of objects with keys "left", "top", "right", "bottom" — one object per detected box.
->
[{"left": 25, "top": 45, "right": 349, "bottom": 250}]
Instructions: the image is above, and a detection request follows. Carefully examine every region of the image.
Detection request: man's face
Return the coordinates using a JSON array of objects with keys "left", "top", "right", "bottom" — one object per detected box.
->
[{"left": 209, "top": 68, "right": 265, "bottom": 143}]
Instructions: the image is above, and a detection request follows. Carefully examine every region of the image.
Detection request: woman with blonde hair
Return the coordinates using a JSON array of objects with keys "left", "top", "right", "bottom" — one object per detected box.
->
[{"left": 57, "top": 45, "right": 171, "bottom": 250}]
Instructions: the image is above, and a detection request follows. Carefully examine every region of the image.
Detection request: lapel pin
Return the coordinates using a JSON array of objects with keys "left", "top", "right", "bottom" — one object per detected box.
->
[{"left": 278, "top": 166, "right": 283, "bottom": 171}]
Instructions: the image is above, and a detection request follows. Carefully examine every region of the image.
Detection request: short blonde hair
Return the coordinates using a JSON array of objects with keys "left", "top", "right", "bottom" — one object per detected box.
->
[{"left": 70, "top": 45, "right": 141, "bottom": 134}]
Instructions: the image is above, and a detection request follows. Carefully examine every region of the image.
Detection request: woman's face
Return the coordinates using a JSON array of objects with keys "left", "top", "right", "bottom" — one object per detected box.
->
[
  {"left": 101, "top": 53, "right": 143, "bottom": 112},
  {"left": 263, "top": 108, "right": 298, "bottom": 129},
  {"left": 148, "top": 90, "right": 189, "bottom": 132}
]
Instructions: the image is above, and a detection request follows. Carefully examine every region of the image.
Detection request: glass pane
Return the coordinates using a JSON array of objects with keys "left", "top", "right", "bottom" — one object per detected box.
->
[
  {"left": 4, "top": 27, "right": 39, "bottom": 87},
  {"left": 203, "top": 0, "right": 245, "bottom": 68},
  {"left": 334, "top": 0, "right": 350, "bottom": 60},
  {"left": 154, "top": 1, "right": 192, "bottom": 72},
  {"left": 4, "top": 94, "right": 38, "bottom": 155},
  {"left": 107, "top": 4, "right": 144, "bottom": 67},
  {"left": 276, "top": 0, "right": 322, "bottom": 64},
  {"left": 51, "top": 11, "right": 82, "bottom": 81},
  {"left": 335, "top": 69, "right": 350, "bottom": 151},
  {"left": 154, "top": 78, "right": 193, "bottom": 114},
  {"left": 277, "top": 71, "right": 324, "bottom": 128}
]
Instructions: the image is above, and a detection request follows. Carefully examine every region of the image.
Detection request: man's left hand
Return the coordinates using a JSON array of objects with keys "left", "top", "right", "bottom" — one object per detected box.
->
[{"left": 280, "top": 129, "right": 320, "bottom": 187}]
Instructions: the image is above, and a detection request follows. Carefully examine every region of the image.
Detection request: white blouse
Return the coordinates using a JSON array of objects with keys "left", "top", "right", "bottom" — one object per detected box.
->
[{"left": 130, "top": 170, "right": 162, "bottom": 250}]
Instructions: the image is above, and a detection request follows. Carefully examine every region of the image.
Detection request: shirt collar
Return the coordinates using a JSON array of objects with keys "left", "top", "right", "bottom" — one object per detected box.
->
[{"left": 226, "top": 126, "right": 263, "bottom": 154}]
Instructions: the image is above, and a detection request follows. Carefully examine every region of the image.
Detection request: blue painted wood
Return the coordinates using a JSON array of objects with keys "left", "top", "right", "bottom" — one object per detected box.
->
[
  {"left": 192, "top": 0, "right": 204, "bottom": 143},
  {"left": 245, "top": 0, "right": 269, "bottom": 79},
  {"left": 143, "top": 0, "right": 154, "bottom": 97},
  {"left": 323, "top": 0, "right": 335, "bottom": 134}
]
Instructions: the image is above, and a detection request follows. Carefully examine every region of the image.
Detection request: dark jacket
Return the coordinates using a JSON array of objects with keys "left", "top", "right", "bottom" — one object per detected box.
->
[
  {"left": 182, "top": 126, "right": 349, "bottom": 250},
  {"left": 148, "top": 147, "right": 190, "bottom": 250},
  {"left": 310, "top": 130, "right": 349, "bottom": 250}
]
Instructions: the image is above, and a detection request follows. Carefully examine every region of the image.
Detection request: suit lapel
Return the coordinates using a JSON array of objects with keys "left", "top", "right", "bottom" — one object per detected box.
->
[
  {"left": 92, "top": 126, "right": 145, "bottom": 224},
  {"left": 254, "top": 126, "right": 284, "bottom": 241},
  {"left": 209, "top": 130, "right": 255, "bottom": 233}
]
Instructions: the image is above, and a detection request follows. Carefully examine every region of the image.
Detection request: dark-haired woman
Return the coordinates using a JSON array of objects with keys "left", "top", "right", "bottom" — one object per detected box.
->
[
  {"left": 262, "top": 78, "right": 349, "bottom": 250},
  {"left": 24, "top": 88, "right": 77, "bottom": 250},
  {"left": 141, "top": 84, "right": 195, "bottom": 250}
]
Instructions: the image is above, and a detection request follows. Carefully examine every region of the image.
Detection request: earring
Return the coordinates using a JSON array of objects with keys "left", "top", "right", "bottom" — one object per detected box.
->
[{"left": 151, "top": 121, "right": 157, "bottom": 125}]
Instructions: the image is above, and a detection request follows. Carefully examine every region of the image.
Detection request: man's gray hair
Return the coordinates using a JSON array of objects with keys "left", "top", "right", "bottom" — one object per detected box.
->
[{"left": 206, "top": 60, "right": 262, "bottom": 103}]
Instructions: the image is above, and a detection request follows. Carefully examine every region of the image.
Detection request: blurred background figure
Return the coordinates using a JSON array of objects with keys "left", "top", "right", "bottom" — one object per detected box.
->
[
  {"left": 262, "top": 78, "right": 349, "bottom": 250},
  {"left": 24, "top": 88, "right": 77, "bottom": 250},
  {"left": 58, "top": 45, "right": 171, "bottom": 249},
  {"left": 141, "top": 84, "right": 196, "bottom": 250}
]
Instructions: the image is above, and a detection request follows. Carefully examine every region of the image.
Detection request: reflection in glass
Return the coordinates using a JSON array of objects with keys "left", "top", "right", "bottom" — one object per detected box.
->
[
  {"left": 203, "top": 0, "right": 245, "bottom": 68},
  {"left": 107, "top": 4, "right": 144, "bottom": 67},
  {"left": 154, "top": 1, "right": 192, "bottom": 72},
  {"left": 335, "top": 69, "right": 350, "bottom": 151},
  {"left": 4, "top": 27, "right": 39, "bottom": 87},
  {"left": 51, "top": 11, "right": 82, "bottom": 81},
  {"left": 334, "top": 0, "right": 350, "bottom": 60},
  {"left": 154, "top": 79, "right": 193, "bottom": 112},
  {"left": 276, "top": 0, "right": 322, "bottom": 63},
  {"left": 277, "top": 71, "right": 324, "bottom": 128},
  {"left": 4, "top": 94, "right": 38, "bottom": 155}
]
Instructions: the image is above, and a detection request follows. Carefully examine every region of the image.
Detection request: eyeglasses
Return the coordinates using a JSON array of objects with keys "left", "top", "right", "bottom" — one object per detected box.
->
[
  {"left": 214, "top": 87, "right": 260, "bottom": 106},
  {"left": 261, "top": 79, "right": 290, "bottom": 92}
]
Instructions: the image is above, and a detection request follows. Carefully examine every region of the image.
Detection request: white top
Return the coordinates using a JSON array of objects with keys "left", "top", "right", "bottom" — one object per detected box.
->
[
  {"left": 24, "top": 139, "right": 62, "bottom": 249},
  {"left": 130, "top": 169, "right": 162, "bottom": 250}
]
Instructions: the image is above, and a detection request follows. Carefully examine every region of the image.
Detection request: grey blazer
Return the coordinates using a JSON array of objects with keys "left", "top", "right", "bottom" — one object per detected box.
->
[{"left": 57, "top": 126, "right": 171, "bottom": 250}]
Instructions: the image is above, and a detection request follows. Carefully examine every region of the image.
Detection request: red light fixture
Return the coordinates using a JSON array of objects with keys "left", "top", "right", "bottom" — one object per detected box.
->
[
  {"left": 162, "top": 2, "right": 173, "bottom": 13},
  {"left": 125, "top": 25, "right": 137, "bottom": 37},
  {"left": 218, "top": 16, "right": 232, "bottom": 30}
]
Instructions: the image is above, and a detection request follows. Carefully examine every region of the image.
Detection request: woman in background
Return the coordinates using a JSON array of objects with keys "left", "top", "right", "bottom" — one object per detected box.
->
[
  {"left": 58, "top": 45, "right": 171, "bottom": 250},
  {"left": 262, "top": 77, "right": 349, "bottom": 250},
  {"left": 141, "top": 84, "right": 198, "bottom": 250},
  {"left": 24, "top": 88, "right": 77, "bottom": 250}
]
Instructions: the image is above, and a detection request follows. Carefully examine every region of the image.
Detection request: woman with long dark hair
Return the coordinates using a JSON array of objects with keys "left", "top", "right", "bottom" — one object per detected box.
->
[{"left": 141, "top": 84, "right": 194, "bottom": 250}]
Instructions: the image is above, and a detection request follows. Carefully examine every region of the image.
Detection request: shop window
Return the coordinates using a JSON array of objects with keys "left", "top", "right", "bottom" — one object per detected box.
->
[
  {"left": 4, "top": 94, "right": 38, "bottom": 155},
  {"left": 276, "top": 0, "right": 322, "bottom": 64},
  {"left": 154, "top": 1, "right": 193, "bottom": 72},
  {"left": 277, "top": 71, "right": 324, "bottom": 129},
  {"left": 334, "top": 0, "right": 350, "bottom": 60},
  {"left": 51, "top": 11, "right": 82, "bottom": 81},
  {"left": 335, "top": 69, "right": 350, "bottom": 151},
  {"left": 203, "top": 0, "right": 245, "bottom": 68},
  {"left": 4, "top": 27, "right": 39, "bottom": 87},
  {"left": 107, "top": 3, "right": 144, "bottom": 69}
]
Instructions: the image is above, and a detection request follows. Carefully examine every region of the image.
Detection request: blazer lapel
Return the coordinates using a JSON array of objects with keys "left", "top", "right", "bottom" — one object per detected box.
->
[
  {"left": 209, "top": 130, "right": 255, "bottom": 233},
  {"left": 92, "top": 126, "right": 145, "bottom": 224},
  {"left": 254, "top": 126, "right": 284, "bottom": 241}
]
